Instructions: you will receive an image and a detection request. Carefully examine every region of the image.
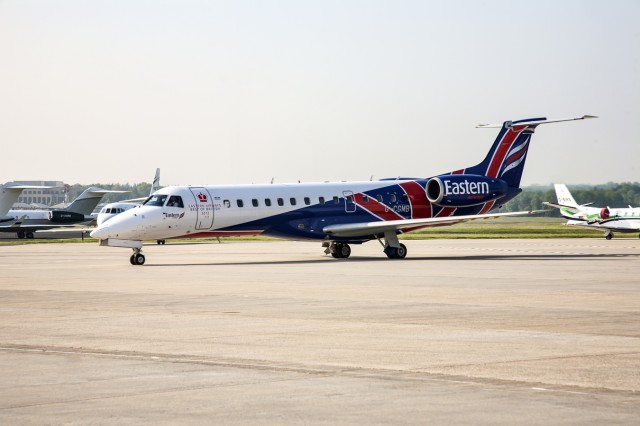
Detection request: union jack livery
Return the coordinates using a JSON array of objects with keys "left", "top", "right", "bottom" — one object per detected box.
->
[{"left": 91, "top": 116, "right": 595, "bottom": 265}]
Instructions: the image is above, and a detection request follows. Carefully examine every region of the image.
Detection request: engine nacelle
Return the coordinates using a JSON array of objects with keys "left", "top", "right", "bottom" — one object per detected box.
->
[
  {"left": 48, "top": 210, "right": 86, "bottom": 224},
  {"left": 599, "top": 207, "right": 610, "bottom": 220},
  {"left": 426, "top": 174, "right": 509, "bottom": 207}
]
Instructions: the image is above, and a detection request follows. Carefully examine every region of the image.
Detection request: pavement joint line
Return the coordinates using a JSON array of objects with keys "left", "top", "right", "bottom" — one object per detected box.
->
[{"left": 2, "top": 345, "right": 638, "bottom": 399}]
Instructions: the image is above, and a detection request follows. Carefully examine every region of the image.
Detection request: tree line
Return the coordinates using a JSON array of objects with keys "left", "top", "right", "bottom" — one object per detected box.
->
[{"left": 501, "top": 182, "right": 640, "bottom": 216}]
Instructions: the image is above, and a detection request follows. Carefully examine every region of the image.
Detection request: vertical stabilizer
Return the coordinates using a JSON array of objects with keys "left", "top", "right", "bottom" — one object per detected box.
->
[
  {"left": 554, "top": 184, "right": 578, "bottom": 207},
  {"left": 150, "top": 168, "right": 161, "bottom": 195},
  {"left": 450, "top": 116, "right": 596, "bottom": 189}
]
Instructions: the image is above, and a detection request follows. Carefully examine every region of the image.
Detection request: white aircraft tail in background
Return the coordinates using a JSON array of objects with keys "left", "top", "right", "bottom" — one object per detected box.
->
[{"left": 96, "top": 168, "right": 162, "bottom": 227}]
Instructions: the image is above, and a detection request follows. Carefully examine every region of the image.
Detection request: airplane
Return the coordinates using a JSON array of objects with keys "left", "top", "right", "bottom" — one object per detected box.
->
[
  {"left": 96, "top": 168, "right": 161, "bottom": 227},
  {"left": 90, "top": 115, "right": 595, "bottom": 265},
  {"left": 543, "top": 183, "right": 640, "bottom": 240},
  {"left": 0, "top": 187, "right": 127, "bottom": 239},
  {"left": 1, "top": 183, "right": 54, "bottom": 223}
]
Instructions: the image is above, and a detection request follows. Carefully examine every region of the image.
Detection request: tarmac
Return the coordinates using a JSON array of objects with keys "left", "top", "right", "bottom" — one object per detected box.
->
[{"left": 1, "top": 238, "right": 639, "bottom": 424}]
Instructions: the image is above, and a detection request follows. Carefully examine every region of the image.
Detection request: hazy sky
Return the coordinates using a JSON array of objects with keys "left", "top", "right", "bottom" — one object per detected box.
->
[{"left": 1, "top": 0, "right": 638, "bottom": 187}]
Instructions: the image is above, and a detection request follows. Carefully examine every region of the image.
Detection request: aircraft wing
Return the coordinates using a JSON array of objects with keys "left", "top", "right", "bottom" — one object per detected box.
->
[
  {"left": 323, "top": 210, "right": 545, "bottom": 238},
  {"left": 542, "top": 201, "right": 579, "bottom": 213}
]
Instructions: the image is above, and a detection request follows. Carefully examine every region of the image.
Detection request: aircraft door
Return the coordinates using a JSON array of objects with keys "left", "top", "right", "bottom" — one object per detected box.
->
[
  {"left": 343, "top": 191, "right": 356, "bottom": 213},
  {"left": 189, "top": 187, "right": 215, "bottom": 229}
]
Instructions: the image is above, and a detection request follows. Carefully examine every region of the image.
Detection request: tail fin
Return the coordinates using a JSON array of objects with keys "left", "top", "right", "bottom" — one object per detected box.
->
[
  {"left": 554, "top": 184, "right": 578, "bottom": 207},
  {"left": 453, "top": 116, "right": 596, "bottom": 188},
  {"left": 64, "top": 187, "right": 128, "bottom": 215},
  {"left": 1, "top": 183, "right": 53, "bottom": 216},
  {"left": 150, "top": 168, "right": 161, "bottom": 195}
]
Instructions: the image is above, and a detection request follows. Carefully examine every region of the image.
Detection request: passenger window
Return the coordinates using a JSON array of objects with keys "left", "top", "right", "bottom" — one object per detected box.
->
[
  {"left": 265, "top": 198, "right": 272, "bottom": 207},
  {"left": 290, "top": 197, "right": 297, "bottom": 206},
  {"left": 252, "top": 199, "right": 259, "bottom": 207},
  {"left": 167, "top": 196, "right": 184, "bottom": 208},
  {"left": 237, "top": 199, "right": 244, "bottom": 208},
  {"left": 319, "top": 196, "right": 325, "bottom": 205},
  {"left": 346, "top": 195, "right": 354, "bottom": 203},
  {"left": 333, "top": 196, "right": 339, "bottom": 204},
  {"left": 376, "top": 194, "right": 383, "bottom": 203},
  {"left": 304, "top": 197, "right": 310, "bottom": 205},
  {"left": 362, "top": 195, "right": 369, "bottom": 203},
  {"left": 223, "top": 200, "right": 230, "bottom": 208},
  {"left": 277, "top": 198, "right": 284, "bottom": 206},
  {"left": 390, "top": 194, "right": 397, "bottom": 203}
]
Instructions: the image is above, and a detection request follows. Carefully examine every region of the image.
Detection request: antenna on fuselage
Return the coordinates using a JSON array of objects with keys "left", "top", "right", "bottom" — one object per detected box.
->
[
  {"left": 270, "top": 177, "right": 274, "bottom": 184},
  {"left": 370, "top": 175, "right": 373, "bottom": 181}
]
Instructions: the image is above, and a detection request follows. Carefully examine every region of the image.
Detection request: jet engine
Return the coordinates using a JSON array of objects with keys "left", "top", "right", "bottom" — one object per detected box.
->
[
  {"left": 426, "top": 174, "right": 509, "bottom": 207},
  {"left": 48, "top": 210, "right": 86, "bottom": 223},
  {"left": 599, "top": 207, "right": 610, "bottom": 220}
]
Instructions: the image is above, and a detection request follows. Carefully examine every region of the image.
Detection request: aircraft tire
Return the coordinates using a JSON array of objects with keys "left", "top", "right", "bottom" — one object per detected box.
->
[
  {"left": 339, "top": 243, "right": 351, "bottom": 259},
  {"left": 157, "top": 240, "right": 166, "bottom": 245},
  {"left": 17, "top": 231, "right": 25, "bottom": 239},
  {"left": 134, "top": 253, "right": 145, "bottom": 265},
  {"left": 385, "top": 243, "right": 407, "bottom": 259},
  {"left": 395, "top": 243, "right": 407, "bottom": 259},
  {"left": 605, "top": 233, "right": 613, "bottom": 240},
  {"left": 26, "top": 232, "right": 34, "bottom": 239},
  {"left": 130, "top": 254, "right": 136, "bottom": 265}
]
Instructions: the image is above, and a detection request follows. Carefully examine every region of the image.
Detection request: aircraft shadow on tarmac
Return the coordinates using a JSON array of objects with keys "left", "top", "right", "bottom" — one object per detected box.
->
[{"left": 145, "top": 252, "right": 640, "bottom": 267}]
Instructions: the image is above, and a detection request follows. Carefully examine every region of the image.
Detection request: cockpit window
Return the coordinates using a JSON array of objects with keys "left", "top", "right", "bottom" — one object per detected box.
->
[
  {"left": 143, "top": 194, "right": 168, "bottom": 207},
  {"left": 167, "top": 196, "right": 184, "bottom": 208}
]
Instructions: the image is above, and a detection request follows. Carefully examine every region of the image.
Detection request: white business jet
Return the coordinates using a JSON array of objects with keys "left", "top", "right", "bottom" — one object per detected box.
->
[{"left": 544, "top": 183, "right": 640, "bottom": 239}]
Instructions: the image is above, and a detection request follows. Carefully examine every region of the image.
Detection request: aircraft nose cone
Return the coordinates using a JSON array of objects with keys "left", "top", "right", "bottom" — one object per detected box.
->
[{"left": 90, "top": 224, "right": 109, "bottom": 240}]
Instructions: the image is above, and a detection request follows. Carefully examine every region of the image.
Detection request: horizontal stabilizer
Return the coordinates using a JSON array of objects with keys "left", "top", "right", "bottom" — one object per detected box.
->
[{"left": 476, "top": 115, "right": 597, "bottom": 129}]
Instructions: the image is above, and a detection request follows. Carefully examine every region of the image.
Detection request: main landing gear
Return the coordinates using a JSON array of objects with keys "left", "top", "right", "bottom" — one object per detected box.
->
[
  {"left": 323, "top": 231, "right": 408, "bottom": 260},
  {"left": 16, "top": 231, "right": 35, "bottom": 239},
  {"left": 604, "top": 230, "right": 613, "bottom": 240},
  {"left": 325, "top": 242, "right": 352, "bottom": 258},
  {"left": 129, "top": 248, "right": 145, "bottom": 265}
]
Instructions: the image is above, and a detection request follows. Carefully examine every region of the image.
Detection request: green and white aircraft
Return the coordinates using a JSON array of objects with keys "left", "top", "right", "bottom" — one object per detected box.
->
[{"left": 544, "top": 184, "right": 640, "bottom": 239}]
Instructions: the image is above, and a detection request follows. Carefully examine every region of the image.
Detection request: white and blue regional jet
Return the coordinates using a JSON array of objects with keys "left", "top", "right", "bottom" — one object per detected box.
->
[{"left": 91, "top": 116, "right": 594, "bottom": 265}]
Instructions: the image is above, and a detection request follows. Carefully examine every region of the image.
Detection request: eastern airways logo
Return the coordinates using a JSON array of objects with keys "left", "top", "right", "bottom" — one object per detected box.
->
[
  {"left": 443, "top": 179, "right": 489, "bottom": 196},
  {"left": 197, "top": 193, "right": 208, "bottom": 203},
  {"left": 164, "top": 212, "right": 185, "bottom": 219}
]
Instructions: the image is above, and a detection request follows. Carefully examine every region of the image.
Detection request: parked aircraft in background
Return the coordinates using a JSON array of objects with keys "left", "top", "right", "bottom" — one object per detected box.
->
[
  {"left": 1, "top": 183, "right": 53, "bottom": 222},
  {"left": 96, "top": 168, "right": 161, "bottom": 227},
  {"left": 544, "top": 183, "right": 640, "bottom": 239},
  {"left": 1, "top": 187, "right": 127, "bottom": 239},
  {"left": 91, "top": 116, "right": 595, "bottom": 265}
]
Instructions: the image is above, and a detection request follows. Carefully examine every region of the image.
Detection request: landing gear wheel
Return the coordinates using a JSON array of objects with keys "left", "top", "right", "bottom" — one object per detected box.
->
[
  {"left": 338, "top": 243, "right": 351, "bottom": 259},
  {"left": 130, "top": 254, "right": 136, "bottom": 265},
  {"left": 395, "top": 243, "right": 407, "bottom": 259},
  {"left": 133, "top": 253, "right": 145, "bottom": 265},
  {"left": 17, "top": 231, "right": 25, "bottom": 239},
  {"left": 157, "top": 240, "right": 166, "bottom": 245},
  {"left": 385, "top": 243, "right": 407, "bottom": 259},
  {"left": 330, "top": 243, "right": 351, "bottom": 259},
  {"left": 26, "top": 232, "right": 34, "bottom": 239},
  {"left": 605, "top": 232, "right": 613, "bottom": 240}
]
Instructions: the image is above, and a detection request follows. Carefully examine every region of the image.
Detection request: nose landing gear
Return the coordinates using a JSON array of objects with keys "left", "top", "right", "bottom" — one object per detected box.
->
[{"left": 130, "top": 248, "right": 145, "bottom": 265}]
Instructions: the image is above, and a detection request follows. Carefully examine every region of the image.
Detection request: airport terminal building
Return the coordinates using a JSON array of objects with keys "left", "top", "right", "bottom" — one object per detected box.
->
[{"left": 11, "top": 181, "right": 83, "bottom": 208}]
